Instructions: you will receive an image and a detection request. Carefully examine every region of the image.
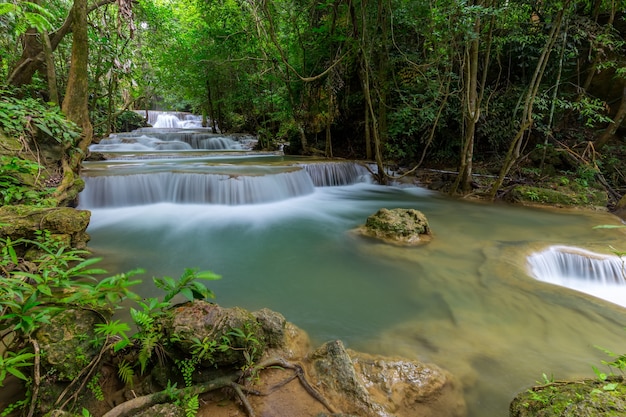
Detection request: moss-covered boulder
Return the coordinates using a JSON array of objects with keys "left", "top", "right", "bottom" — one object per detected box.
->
[
  {"left": 0, "top": 205, "right": 90, "bottom": 250},
  {"left": 510, "top": 377, "right": 626, "bottom": 417},
  {"left": 35, "top": 309, "right": 105, "bottom": 381},
  {"left": 354, "top": 208, "right": 432, "bottom": 246},
  {"left": 162, "top": 301, "right": 267, "bottom": 367}
]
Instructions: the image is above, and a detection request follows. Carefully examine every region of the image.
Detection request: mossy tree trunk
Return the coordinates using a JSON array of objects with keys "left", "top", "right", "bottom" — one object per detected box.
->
[{"left": 54, "top": 0, "right": 92, "bottom": 204}]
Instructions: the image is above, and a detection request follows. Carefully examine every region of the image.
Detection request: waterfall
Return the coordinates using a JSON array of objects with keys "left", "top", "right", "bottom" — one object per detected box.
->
[
  {"left": 90, "top": 133, "right": 246, "bottom": 152},
  {"left": 528, "top": 246, "right": 626, "bottom": 285},
  {"left": 134, "top": 110, "right": 203, "bottom": 127},
  {"left": 79, "top": 169, "right": 316, "bottom": 207},
  {"left": 152, "top": 114, "right": 181, "bottom": 128},
  {"left": 300, "top": 162, "right": 370, "bottom": 186}
]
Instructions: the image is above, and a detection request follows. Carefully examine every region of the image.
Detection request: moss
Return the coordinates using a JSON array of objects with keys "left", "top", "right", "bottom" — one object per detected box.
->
[
  {"left": 506, "top": 185, "right": 608, "bottom": 207},
  {"left": 510, "top": 377, "right": 626, "bottom": 417},
  {"left": 357, "top": 208, "right": 432, "bottom": 246}
]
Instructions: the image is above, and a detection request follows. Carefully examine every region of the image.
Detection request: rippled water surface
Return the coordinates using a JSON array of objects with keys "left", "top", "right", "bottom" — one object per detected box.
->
[{"left": 81, "top": 154, "right": 626, "bottom": 417}]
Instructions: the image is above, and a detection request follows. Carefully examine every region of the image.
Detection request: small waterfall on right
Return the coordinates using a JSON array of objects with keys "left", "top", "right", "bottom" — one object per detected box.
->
[{"left": 528, "top": 245, "right": 626, "bottom": 307}]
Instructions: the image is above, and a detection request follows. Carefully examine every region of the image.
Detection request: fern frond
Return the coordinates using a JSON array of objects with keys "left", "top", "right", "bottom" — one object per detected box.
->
[{"left": 117, "top": 359, "right": 135, "bottom": 387}]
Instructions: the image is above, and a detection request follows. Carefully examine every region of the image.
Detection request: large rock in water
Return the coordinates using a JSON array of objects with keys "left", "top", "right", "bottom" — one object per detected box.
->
[
  {"left": 309, "top": 340, "right": 465, "bottom": 417},
  {"left": 356, "top": 208, "right": 432, "bottom": 246}
]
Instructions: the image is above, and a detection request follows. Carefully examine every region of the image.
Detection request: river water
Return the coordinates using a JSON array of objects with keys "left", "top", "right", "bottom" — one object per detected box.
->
[{"left": 82, "top": 122, "right": 626, "bottom": 417}]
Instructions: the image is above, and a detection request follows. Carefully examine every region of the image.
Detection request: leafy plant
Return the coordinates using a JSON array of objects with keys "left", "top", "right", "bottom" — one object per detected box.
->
[
  {"left": 0, "top": 232, "right": 142, "bottom": 393},
  {"left": 0, "top": 156, "right": 54, "bottom": 206},
  {"left": 117, "top": 359, "right": 135, "bottom": 387},
  {"left": 155, "top": 268, "right": 221, "bottom": 303},
  {"left": 129, "top": 269, "right": 221, "bottom": 374},
  {"left": 0, "top": 88, "right": 81, "bottom": 146},
  {"left": 87, "top": 373, "right": 105, "bottom": 401}
]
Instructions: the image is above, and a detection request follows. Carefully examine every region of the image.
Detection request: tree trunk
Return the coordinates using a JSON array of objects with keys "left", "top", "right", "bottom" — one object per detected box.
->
[
  {"left": 8, "top": 0, "right": 115, "bottom": 88},
  {"left": 62, "top": 0, "right": 92, "bottom": 153},
  {"left": 452, "top": 18, "right": 480, "bottom": 195},
  {"left": 489, "top": 6, "right": 567, "bottom": 199},
  {"left": 41, "top": 31, "right": 59, "bottom": 104},
  {"left": 595, "top": 86, "right": 626, "bottom": 149}
]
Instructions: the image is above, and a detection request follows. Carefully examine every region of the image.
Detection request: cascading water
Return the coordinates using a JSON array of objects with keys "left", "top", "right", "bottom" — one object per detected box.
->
[
  {"left": 134, "top": 110, "right": 204, "bottom": 128},
  {"left": 80, "top": 113, "right": 626, "bottom": 417},
  {"left": 91, "top": 112, "right": 249, "bottom": 152},
  {"left": 80, "top": 168, "right": 317, "bottom": 207},
  {"left": 528, "top": 245, "right": 626, "bottom": 307}
]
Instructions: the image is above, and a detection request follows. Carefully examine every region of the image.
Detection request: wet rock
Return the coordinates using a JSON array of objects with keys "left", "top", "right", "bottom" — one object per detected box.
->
[
  {"left": 252, "top": 307, "right": 287, "bottom": 349},
  {"left": 0, "top": 205, "right": 91, "bottom": 250},
  {"left": 510, "top": 377, "right": 626, "bottom": 417},
  {"left": 308, "top": 340, "right": 466, "bottom": 417},
  {"left": 355, "top": 208, "right": 432, "bottom": 246}
]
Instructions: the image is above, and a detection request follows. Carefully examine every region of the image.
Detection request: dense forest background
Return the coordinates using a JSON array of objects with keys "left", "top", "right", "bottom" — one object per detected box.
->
[{"left": 1, "top": 0, "right": 626, "bottom": 200}]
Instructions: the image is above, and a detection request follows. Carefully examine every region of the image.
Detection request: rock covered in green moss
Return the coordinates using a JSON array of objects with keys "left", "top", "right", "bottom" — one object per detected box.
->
[
  {"left": 505, "top": 185, "right": 608, "bottom": 208},
  {"left": 162, "top": 301, "right": 267, "bottom": 367},
  {"left": 510, "top": 377, "right": 626, "bottom": 417},
  {"left": 0, "top": 205, "right": 90, "bottom": 249},
  {"left": 355, "top": 208, "right": 432, "bottom": 246},
  {"left": 35, "top": 309, "right": 104, "bottom": 381}
]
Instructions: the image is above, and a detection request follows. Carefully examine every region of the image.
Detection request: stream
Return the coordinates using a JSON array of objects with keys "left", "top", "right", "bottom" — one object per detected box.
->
[{"left": 81, "top": 114, "right": 626, "bottom": 417}]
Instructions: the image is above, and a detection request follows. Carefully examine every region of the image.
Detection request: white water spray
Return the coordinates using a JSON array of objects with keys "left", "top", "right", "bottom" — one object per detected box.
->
[{"left": 528, "top": 245, "right": 626, "bottom": 307}]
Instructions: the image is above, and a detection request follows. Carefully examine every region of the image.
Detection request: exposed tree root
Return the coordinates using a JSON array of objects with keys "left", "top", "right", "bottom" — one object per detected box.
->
[{"left": 101, "top": 357, "right": 337, "bottom": 417}]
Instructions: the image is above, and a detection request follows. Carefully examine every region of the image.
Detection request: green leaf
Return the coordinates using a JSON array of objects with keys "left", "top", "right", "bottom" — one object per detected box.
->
[
  {"left": 36, "top": 284, "right": 52, "bottom": 296},
  {"left": 603, "top": 382, "right": 619, "bottom": 391},
  {"left": 0, "top": 3, "right": 18, "bottom": 15},
  {"left": 179, "top": 287, "right": 194, "bottom": 301},
  {"left": 6, "top": 367, "right": 29, "bottom": 381},
  {"left": 195, "top": 270, "right": 221, "bottom": 281}
]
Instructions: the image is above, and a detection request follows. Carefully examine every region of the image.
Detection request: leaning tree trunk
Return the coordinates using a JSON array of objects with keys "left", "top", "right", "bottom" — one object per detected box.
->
[
  {"left": 8, "top": 0, "right": 115, "bottom": 88},
  {"left": 488, "top": 6, "right": 567, "bottom": 200}
]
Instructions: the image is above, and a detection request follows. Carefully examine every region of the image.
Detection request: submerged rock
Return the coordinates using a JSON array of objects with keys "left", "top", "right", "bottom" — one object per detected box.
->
[
  {"left": 308, "top": 340, "right": 465, "bottom": 417},
  {"left": 355, "top": 208, "right": 432, "bottom": 246}
]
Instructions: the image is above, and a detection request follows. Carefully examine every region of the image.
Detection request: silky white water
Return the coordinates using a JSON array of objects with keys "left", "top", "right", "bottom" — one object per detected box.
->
[{"left": 80, "top": 118, "right": 626, "bottom": 417}]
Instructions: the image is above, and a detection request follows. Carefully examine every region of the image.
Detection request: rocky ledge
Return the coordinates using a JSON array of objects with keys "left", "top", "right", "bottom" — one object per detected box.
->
[{"left": 36, "top": 301, "right": 466, "bottom": 417}]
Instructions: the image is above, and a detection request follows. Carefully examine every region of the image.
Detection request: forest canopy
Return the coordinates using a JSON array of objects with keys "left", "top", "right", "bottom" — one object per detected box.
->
[{"left": 1, "top": 0, "right": 626, "bottom": 197}]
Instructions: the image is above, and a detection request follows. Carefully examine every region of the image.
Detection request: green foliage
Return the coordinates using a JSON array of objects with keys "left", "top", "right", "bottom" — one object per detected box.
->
[
  {"left": 155, "top": 268, "right": 220, "bottom": 304},
  {"left": 87, "top": 373, "right": 105, "bottom": 401},
  {"left": 0, "top": 349, "right": 34, "bottom": 385},
  {"left": 0, "top": 232, "right": 142, "bottom": 389},
  {"left": 129, "top": 269, "right": 221, "bottom": 374},
  {"left": 184, "top": 394, "right": 199, "bottom": 417},
  {"left": 117, "top": 359, "right": 135, "bottom": 387},
  {"left": 0, "top": 156, "right": 54, "bottom": 206},
  {"left": 0, "top": 89, "right": 81, "bottom": 146},
  {"left": 176, "top": 357, "right": 197, "bottom": 387},
  {"left": 0, "top": 1, "right": 55, "bottom": 35}
]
